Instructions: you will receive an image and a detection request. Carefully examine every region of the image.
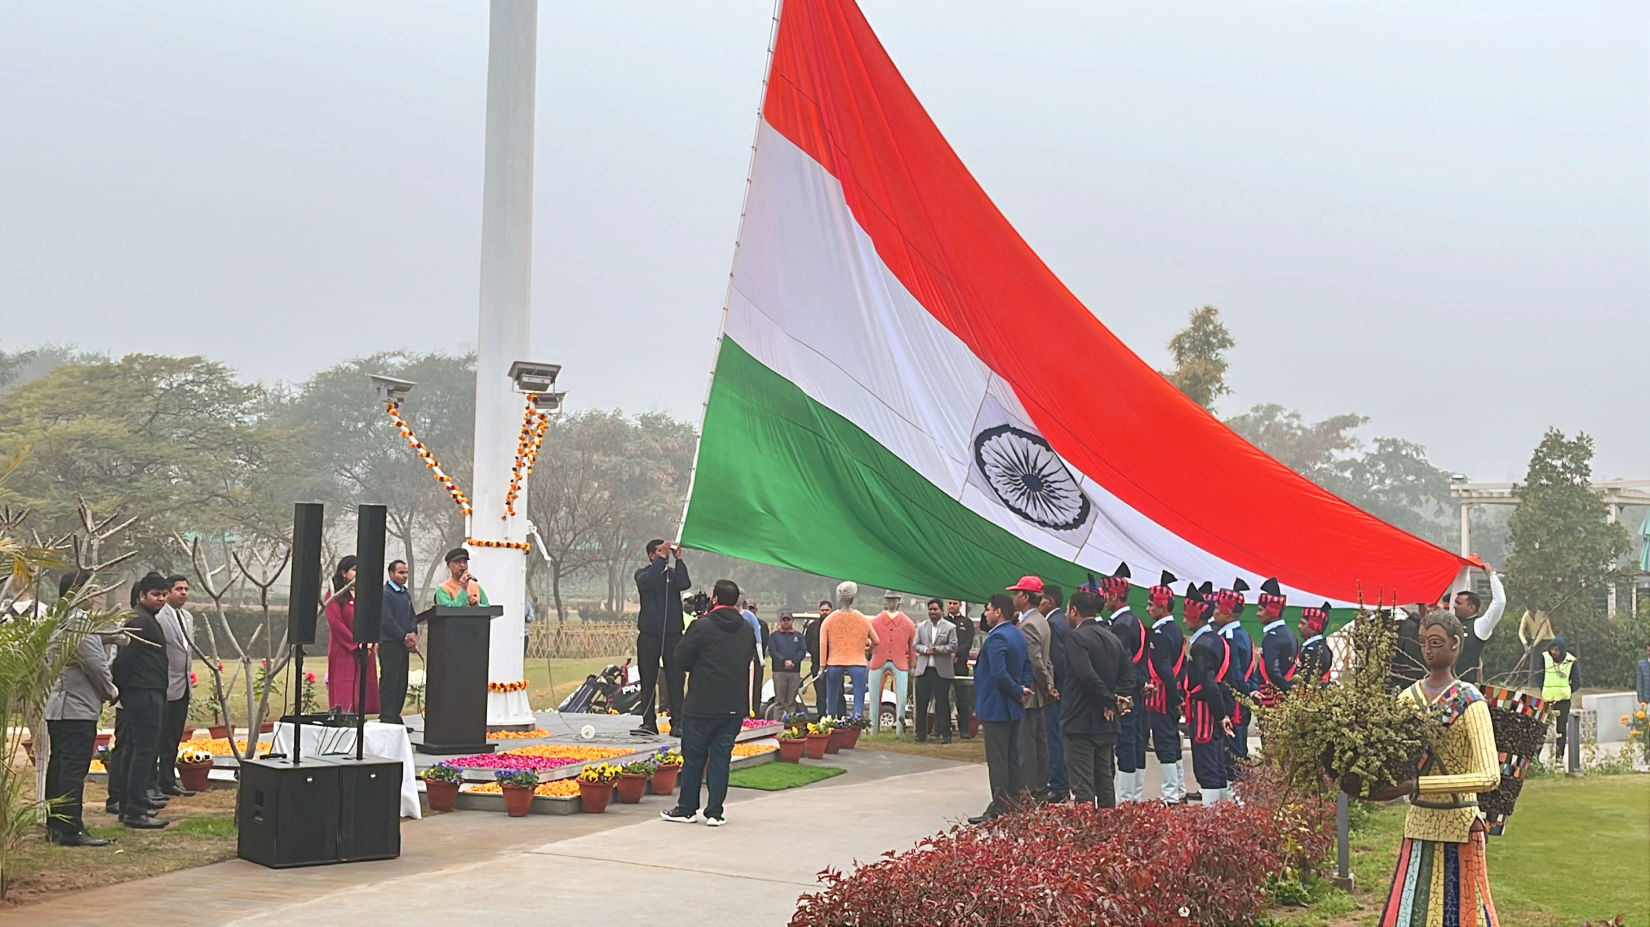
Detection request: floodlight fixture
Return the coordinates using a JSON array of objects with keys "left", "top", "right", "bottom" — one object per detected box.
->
[
  {"left": 508, "top": 361, "right": 561, "bottom": 394},
  {"left": 529, "top": 391, "right": 566, "bottom": 415},
  {"left": 370, "top": 374, "right": 416, "bottom": 404}
]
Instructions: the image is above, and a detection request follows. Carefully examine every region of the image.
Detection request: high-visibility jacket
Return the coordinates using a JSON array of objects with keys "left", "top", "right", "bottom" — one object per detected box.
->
[{"left": 1542, "top": 651, "right": 1576, "bottom": 703}]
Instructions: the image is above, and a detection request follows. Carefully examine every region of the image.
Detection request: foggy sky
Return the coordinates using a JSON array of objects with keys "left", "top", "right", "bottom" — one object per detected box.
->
[{"left": 2, "top": 1, "right": 1646, "bottom": 482}]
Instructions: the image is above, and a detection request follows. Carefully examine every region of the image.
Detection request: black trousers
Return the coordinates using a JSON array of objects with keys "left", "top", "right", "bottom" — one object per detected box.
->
[
  {"left": 45, "top": 719, "right": 96, "bottom": 837},
  {"left": 1551, "top": 699, "right": 1573, "bottom": 764},
  {"left": 914, "top": 669, "right": 951, "bottom": 740},
  {"left": 379, "top": 644, "right": 410, "bottom": 724},
  {"left": 637, "top": 632, "right": 684, "bottom": 730},
  {"left": 953, "top": 678, "right": 973, "bottom": 737},
  {"left": 751, "top": 660, "right": 766, "bottom": 717},
  {"left": 157, "top": 694, "right": 189, "bottom": 788},
  {"left": 673, "top": 715, "right": 742, "bottom": 820},
  {"left": 1017, "top": 705, "right": 1049, "bottom": 797},
  {"left": 107, "top": 706, "right": 128, "bottom": 807},
  {"left": 116, "top": 689, "right": 165, "bottom": 818},
  {"left": 1190, "top": 735, "right": 1228, "bottom": 790},
  {"left": 1066, "top": 731, "right": 1117, "bottom": 808},
  {"left": 981, "top": 719, "right": 1022, "bottom": 818}
]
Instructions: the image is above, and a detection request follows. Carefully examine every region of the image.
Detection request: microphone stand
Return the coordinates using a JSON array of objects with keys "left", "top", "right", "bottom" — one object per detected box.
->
[{"left": 354, "top": 641, "right": 368, "bottom": 761}]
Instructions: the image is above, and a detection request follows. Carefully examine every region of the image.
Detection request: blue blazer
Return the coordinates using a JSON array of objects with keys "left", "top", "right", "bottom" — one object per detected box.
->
[{"left": 974, "top": 620, "right": 1031, "bottom": 723}]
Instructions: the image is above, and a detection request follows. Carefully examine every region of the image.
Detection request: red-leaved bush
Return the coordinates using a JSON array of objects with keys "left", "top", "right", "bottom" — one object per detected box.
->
[{"left": 791, "top": 767, "right": 1334, "bottom": 927}]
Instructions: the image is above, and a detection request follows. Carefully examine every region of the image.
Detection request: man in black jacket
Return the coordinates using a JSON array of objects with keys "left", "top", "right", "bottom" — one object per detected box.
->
[
  {"left": 805, "top": 601, "right": 828, "bottom": 717},
  {"left": 378, "top": 559, "right": 419, "bottom": 724},
  {"left": 633, "top": 539, "right": 690, "bottom": 736},
  {"left": 1061, "top": 590, "right": 1135, "bottom": 808},
  {"left": 661, "top": 579, "right": 755, "bottom": 827},
  {"left": 947, "top": 600, "right": 974, "bottom": 739},
  {"left": 110, "top": 573, "right": 172, "bottom": 829}
]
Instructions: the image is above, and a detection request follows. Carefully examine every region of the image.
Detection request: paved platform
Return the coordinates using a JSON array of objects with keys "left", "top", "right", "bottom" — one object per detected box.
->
[{"left": 8, "top": 749, "right": 975, "bottom": 927}]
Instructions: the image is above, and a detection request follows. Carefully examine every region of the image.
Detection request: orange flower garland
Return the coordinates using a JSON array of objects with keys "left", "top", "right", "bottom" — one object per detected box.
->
[
  {"left": 465, "top": 537, "right": 531, "bottom": 553},
  {"left": 488, "top": 680, "right": 530, "bottom": 693},
  {"left": 502, "top": 398, "right": 551, "bottom": 519},
  {"left": 386, "top": 402, "right": 472, "bottom": 516}
]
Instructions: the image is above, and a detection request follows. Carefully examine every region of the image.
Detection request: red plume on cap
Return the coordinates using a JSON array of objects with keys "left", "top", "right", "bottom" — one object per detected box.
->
[
  {"left": 1258, "top": 577, "right": 1287, "bottom": 617},
  {"left": 1215, "top": 577, "right": 1249, "bottom": 614},
  {"left": 1100, "top": 561, "right": 1131, "bottom": 598},
  {"left": 1300, "top": 601, "right": 1331, "bottom": 633},
  {"left": 1148, "top": 570, "right": 1177, "bottom": 608},
  {"left": 1182, "top": 581, "right": 1213, "bottom": 622}
]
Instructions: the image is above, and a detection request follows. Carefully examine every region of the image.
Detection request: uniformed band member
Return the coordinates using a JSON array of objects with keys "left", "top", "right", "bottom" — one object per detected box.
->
[
  {"left": 1182, "top": 582, "right": 1235, "bottom": 804},
  {"left": 1296, "top": 602, "right": 1334, "bottom": 685},
  {"left": 1213, "top": 579, "right": 1255, "bottom": 773},
  {"left": 1256, "top": 577, "right": 1299, "bottom": 704},
  {"left": 1099, "top": 563, "right": 1149, "bottom": 803},
  {"left": 1143, "top": 571, "right": 1187, "bottom": 803}
]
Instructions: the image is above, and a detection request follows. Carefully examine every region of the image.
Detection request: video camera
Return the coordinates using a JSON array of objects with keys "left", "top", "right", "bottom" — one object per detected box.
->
[{"left": 683, "top": 590, "right": 712, "bottom": 616}]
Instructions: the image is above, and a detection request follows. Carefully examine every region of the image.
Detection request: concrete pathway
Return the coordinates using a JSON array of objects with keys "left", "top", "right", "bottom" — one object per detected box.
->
[{"left": 9, "top": 750, "right": 984, "bottom": 927}]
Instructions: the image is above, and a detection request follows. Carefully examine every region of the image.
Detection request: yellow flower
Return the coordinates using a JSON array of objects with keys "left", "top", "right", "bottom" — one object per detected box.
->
[
  {"left": 1622, "top": 715, "right": 1632, "bottom": 725},
  {"left": 1637, "top": 710, "right": 1646, "bottom": 720}
]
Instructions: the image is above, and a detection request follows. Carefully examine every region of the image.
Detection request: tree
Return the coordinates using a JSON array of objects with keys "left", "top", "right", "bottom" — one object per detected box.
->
[
  {"left": 1225, "top": 403, "right": 1367, "bottom": 488},
  {"left": 1504, "top": 429, "right": 1636, "bottom": 685},
  {"left": 1162, "top": 306, "right": 1235, "bottom": 412}
]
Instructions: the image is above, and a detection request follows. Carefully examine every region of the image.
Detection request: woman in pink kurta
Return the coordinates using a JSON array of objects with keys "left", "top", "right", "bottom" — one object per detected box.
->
[{"left": 324, "top": 556, "right": 379, "bottom": 714}]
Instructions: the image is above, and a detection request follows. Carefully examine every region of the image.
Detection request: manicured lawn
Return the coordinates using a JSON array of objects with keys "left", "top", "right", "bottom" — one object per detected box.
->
[
  {"left": 1275, "top": 774, "right": 1650, "bottom": 926},
  {"left": 728, "top": 763, "right": 845, "bottom": 791}
]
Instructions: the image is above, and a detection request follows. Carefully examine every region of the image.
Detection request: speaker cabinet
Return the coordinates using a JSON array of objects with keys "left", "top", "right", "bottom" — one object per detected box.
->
[
  {"left": 352, "top": 504, "right": 388, "bottom": 643},
  {"left": 286, "top": 503, "right": 325, "bottom": 645},
  {"left": 334, "top": 755, "right": 402, "bottom": 862},
  {"left": 236, "top": 758, "right": 339, "bottom": 869}
]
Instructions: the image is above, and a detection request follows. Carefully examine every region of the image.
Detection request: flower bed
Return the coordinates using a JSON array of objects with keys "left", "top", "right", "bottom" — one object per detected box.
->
[
  {"left": 489, "top": 729, "right": 550, "bottom": 740},
  {"left": 658, "top": 717, "right": 778, "bottom": 734},
  {"left": 732, "top": 743, "right": 778, "bottom": 757},
  {"left": 790, "top": 766, "right": 1332, "bottom": 927},
  {"left": 444, "top": 753, "right": 582, "bottom": 772},
  {"left": 464, "top": 780, "right": 581, "bottom": 798},
  {"left": 499, "top": 744, "right": 632, "bottom": 760}
]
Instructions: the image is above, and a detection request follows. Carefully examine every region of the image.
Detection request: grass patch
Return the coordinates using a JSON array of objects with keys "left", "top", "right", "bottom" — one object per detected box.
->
[
  {"left": 728, "top": 763, "right": 845, "bottom": 791},
  {"left": 1274, "top": 773, "right": 1649, "bottom": 927},
  {"left": 169, "top": 814, "right": 237, "bottom": 837}
]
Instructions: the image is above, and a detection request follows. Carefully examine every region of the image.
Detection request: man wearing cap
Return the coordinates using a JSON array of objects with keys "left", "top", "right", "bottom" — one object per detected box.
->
[
  {"left": 1144, "top": 572, "right": 1188, "bottom": 803},
  {"left": 868, "top": 593, "right": 917, "bottom": 736},
  {"left": 1099, "top": 563, "right": 1148, "bottom": 802},
  {"left": 766, "top": 611, "right": 808, "bottom": 716},
  {"left": 1008, "top": 576, "right": 1053, "bottom": 800},
  {"left": 1296, "top": 603, "right": 1334, "bottom": 685},
  {"left": 1183, "top": 583, "right": 1236, "bottom": 804},
  {"left": 1256, "top": 578, "right": 1298, "bottom": 703},
  {"left": 969, "top": 593, "right": 1032, "bottom": 824},
  {"left": 1213, "top": 579, "right": 1257, "bottom": 773},
  {"left": 435, "top": 548, "right": 488, "bottom": 607}
]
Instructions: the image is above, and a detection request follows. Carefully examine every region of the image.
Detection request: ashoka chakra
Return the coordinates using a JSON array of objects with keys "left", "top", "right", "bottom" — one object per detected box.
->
[{"left": 972, "top": 424, "right": 1091, "bottom": 531}]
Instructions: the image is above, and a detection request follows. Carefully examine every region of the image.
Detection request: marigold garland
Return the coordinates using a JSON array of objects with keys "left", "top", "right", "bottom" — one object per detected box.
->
[
  {"left": 502, "top": 398, "right": 551, "bottom": 518},
  {"left": 466, "top": 537, "right": 531, "bottom": 553},
  {"left": 488, "top": 680, "right": 530, "bottom": 693},
  {"left": 386, "top": 401, "right": 472, "bottom": 516}
]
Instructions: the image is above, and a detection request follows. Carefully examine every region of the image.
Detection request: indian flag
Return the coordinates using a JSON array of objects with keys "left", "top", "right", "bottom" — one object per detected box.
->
[{"left": 681, "top": 0, "right": 1469, "bottom": 613}]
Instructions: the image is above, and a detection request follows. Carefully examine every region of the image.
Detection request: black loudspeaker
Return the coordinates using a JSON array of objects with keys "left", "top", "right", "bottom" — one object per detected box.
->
[
  {"left": 353, "top": 504, "right": 387, "bottom": 643},
  {"left": 287, "top": 503, "right": 325, "bottom": 645},
  {"left": 236, "top": 758, "right": 340, "bottom": 868},
  {"left": 333, "top": 755, "right": 402, "bottom": 862}
]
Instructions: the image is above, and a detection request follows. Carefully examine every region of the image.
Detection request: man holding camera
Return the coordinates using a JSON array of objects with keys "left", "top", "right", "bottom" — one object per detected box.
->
[{"left": 634, "top": 539, "right": 690, "bottom": 737}]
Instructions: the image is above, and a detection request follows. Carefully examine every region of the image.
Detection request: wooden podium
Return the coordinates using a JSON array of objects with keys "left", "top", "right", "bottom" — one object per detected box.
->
[{"left": 415, "top": 605, "right": 504, "bottom": 755}]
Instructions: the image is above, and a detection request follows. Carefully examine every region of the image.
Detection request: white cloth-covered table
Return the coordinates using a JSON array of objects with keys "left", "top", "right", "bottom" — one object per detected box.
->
[{"left": 269, "top": 722, "right": 421, "bottom": 819}]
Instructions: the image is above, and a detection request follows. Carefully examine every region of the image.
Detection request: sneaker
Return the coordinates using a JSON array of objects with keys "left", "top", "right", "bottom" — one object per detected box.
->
[
  {"left": 703, "top": 815, "right": 726, "bottom": 827},
  {"left": 660, "top": 808, "right": 699, "bottom": 824}
]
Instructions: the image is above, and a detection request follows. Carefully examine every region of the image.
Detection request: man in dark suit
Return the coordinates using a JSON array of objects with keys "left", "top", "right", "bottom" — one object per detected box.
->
[
  {"left": 633, "top": 539, "right": 690, "bottom": 736},
  {"left": 969, "top": 593, "right": 1031, "bottom": 825},
  {"left": 110, "top": 573, "right": 172, "bottom": 829},
  {"left": 805, "top": 600, "right": 828, "bottom": 718},
  {"left": 1061, "top": 590, "right": 1135, "bottom": 808},
  {"left": 947, "top": 599, "right": 974, "bottom": 739}
]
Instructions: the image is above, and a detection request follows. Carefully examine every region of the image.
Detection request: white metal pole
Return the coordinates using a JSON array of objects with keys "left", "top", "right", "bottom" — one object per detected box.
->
[{"left": 471, "top": 0, "right": 538, "bottom": 727}]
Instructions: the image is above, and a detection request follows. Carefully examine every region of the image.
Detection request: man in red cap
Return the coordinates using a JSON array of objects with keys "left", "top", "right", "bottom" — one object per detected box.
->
[
  {"left": 1007, "top": 576, "right": 1054, "bottom": 801},
  {"left": 1144, "top": 571, "right": 1187, "bottom": 802},
  {"left": 1256, "top": 578, "right": 1299, "bottom": 704},
  {"left": 1296, "top": 603, "right": 1333, "bottom": 684}
]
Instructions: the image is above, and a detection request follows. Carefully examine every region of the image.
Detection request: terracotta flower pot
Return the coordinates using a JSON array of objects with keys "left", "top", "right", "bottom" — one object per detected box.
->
[
  {"left": 825, "top": 729, "right": 848, "bottom": 753},
  {"left": 778, "top": 739, "right": 806, "bottom": 763},
  {"left": 96, "top": 733, "right": 113, "bottom": 749},
  {"left": 209, "top": 724, "right": 232, "bottom": 740},
  {"left": 177, "top": 727, "right": 196, "bottom": 744},
  {"left": 502, "top": 784, "right": 534, "bottom": 816},
  {"left": 842, "top": 727, "right": 861, "bottom": 749},
  {"left": 650, "top": 765, "right": 680, "bottom": 794},
  {"left": 259, "top": 722, "right": 275, "bottom": 734},
  {"left": 579, "top": 781, "right": 613, "bottom": 813},
  {"left": 616, "top": 773, "right": 648, "bottom": 804},
  {"left": 177, "top": 761, "right": 212, "bottom": 792},
  {"left": 424, "top": 779, "right": 459, "bottom": 812},
  {"left": 804, "top": 733, "right": 829, "bottom": 760}
]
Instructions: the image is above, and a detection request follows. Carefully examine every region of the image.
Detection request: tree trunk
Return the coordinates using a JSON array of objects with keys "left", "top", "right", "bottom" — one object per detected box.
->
[{"left": 551, "top": 563, "right": 566, "bottom": 624}]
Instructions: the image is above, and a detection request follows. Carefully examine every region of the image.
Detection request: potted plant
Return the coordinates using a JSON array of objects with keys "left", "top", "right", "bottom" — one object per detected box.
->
[
  {"left": 421, "top": 763, "right": 463, "bottom": 812},
  {"left": 841, "top": 716, "right": 869, "bottom": 749},
  {"left": 176, "top": 747, "right": 214, "bottom": 792},
  {"left": 650, "top": 747, "right": 683, "bottom": 794},
  {"left": 804, "top": 721, "right": 831, "bottom": 760},
  {"left": 94, "top": 745, "right": 113, "bottom": 774},
  {"left": 817, "top": 716, "right": 845, "bottom": 754},
  {"left": 577, "top": 763, "right": 621, "bottom": 813},
  {"left": 777, "top": 728, "right": 807, "bottom": 763},
  {"left": 496, "top": 768, "right": 539, "bottom": 817},
  {"left": 617, "top": 760, "right": 655, "bottom": 804}
]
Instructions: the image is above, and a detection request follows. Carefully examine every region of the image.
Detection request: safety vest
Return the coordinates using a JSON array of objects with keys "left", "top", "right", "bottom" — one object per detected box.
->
[{"left": 1542, "top": 652, "right": 1575, "bottom": 703}]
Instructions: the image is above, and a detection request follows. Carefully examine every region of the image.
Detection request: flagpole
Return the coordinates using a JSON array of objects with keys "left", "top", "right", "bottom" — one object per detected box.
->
[{"left": 675, "top": 0, "right": 786, "bottom": 547}]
